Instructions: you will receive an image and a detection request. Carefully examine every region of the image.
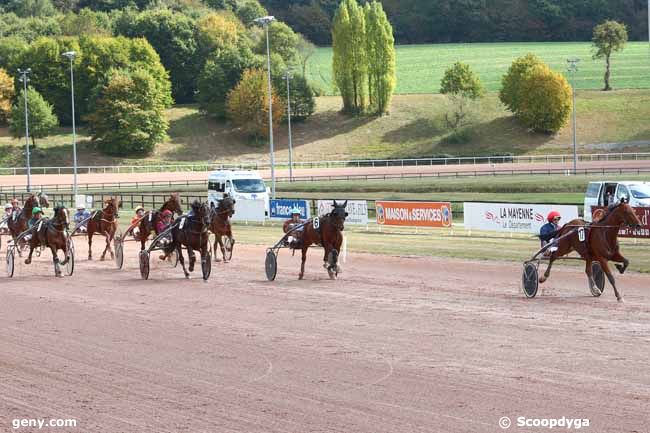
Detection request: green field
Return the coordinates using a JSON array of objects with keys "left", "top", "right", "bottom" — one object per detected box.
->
[{"left": 307, "top": 42, "right": 650, "bottom": 94}]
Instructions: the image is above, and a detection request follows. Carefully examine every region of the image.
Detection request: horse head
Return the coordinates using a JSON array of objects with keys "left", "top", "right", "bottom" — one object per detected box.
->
[
  {"left": 330, "top": 200, "right": 348, "bottom": 230},
  {"left": 165, "top": 193, "right": 183, "bottom": 215},
  {"left": 197, "top": 201, "right": 212, "bottom": 227},
  {"left": 37, "top": 192, "right": 50, "bottom": 208},
  {"left": 602, "top": 198, "right": 642, "bottom": 228},
  {"left": 218, "top": 194, "right": 236, "bottom": 217},
  {"left": 53, "top": 204, "right": 69, "bottom": 229}
]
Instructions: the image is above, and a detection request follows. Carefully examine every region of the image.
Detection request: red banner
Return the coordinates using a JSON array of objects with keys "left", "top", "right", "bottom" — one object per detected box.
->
[
  {"left": 376, "top": 201, "right": 452, "bottom": 227},
  {"left": 590, "top": 206, "right": 650, "bottom": 238}
]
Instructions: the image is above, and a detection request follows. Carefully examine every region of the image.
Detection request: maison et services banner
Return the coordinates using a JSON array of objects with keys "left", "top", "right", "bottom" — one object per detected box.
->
[
  {"left": 375, "top": 201, "right": 452, "bottom": 227},
  {"left": 463, "top": 203, "right": 579, "bottom": 234}
]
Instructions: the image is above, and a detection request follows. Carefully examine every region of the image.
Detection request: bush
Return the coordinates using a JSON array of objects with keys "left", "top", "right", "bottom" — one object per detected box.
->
[
  {"left": 235, "top": 0, "right": 267, "bottom": 27},
  {"left": 273, "top": 73, "right": 315, "bottom": 121},
  {"left": 518, "top": 64, "right": 572, "bottom": 133},
  {"left": 499, "top": 53, "right": 543, "bottom": 114},
  {"left": 9, "top": 86, "right": 59, "bottom": 146},
  {"left": 440, "top": 62, "right": 484, "bottom": 130},
  {"left": 226, "top": 68, "right": 284, "bottom": 141},
  {"left": 0, "top": 68, "right": 15, "bottom": 124},
  {"left": 86, "top": 69, "right": 168, "bottom": 156}
]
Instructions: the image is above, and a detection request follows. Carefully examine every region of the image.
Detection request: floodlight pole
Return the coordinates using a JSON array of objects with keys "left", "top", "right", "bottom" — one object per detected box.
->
[
  {"left": 18, "top": 68, "right": 31, "bottom": 192},
  {"left": 567, "top": 58, "right": 580, "bottom": 175},
  {"left": 63, "top": 51, "right": 78, "bottom": 201},
  {"left": 283, "top": 69, "right": 294, "bottom": 182},
  {"left": 254, "top": 16, "right": 277, "bottom": 199}
]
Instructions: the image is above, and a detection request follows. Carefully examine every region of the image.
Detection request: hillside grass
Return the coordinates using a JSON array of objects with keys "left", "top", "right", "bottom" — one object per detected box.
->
[
  {"left": 307, "top": 42, "right": 650, "bottom": 94},
  {"left": 1, "top": 90, "right": 650, "bottom": 167}
]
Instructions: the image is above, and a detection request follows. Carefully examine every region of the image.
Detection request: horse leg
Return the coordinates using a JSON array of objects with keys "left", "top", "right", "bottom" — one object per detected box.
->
[
  {"left": 539, "top": 255, "right": 556, "bottom": 283},
  {"left": 24, "top": 245, "right": 35, "bottom": 265},
  {"left": 599, "top": 259, "right": 623, "bottom": 302},
  {"left": 585, "top": 258, "right": 596, "bottom": 292},
  {"left": 106, "top": 230, "right": 115, "bottom": 260},
  {"left": 87, "top": 231, "right": 93, "bottom": 260},
  {"left": 51, "top": 245, "right": 62, "bottom": 277},
  {"left": 177, "top": 245, "right": 189, "bottom": 279},
  {"left": 214, "top": 236, "right": 222, "bottom": 262},
  {"left": 611, "top": 251, "right": 629, "bottom": 275},
  {"left": 299, "top": 246, "right": 308, "bottom": 280},
  {"left": 100, "top": 231, "right": 111, "bottom": 261},
  {"left": 188, "top": 246, "right": 195, "bottom": 272}
]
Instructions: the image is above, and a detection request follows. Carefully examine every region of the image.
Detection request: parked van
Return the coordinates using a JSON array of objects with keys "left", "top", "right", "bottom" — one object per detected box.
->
[
  {"left": 207, "top": 170, "right": 269, "bottom": 215},
  {"left": 584, "top": 181, "right": 650, "bottom": 221}
]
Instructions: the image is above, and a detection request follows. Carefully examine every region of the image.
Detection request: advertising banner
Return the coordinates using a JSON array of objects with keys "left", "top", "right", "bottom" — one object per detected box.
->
[
  {"left": 317, "top": 200, "right": 368, "bottom": 225},
  {"left": 590, "top": 206, "right": 650, "bottom": 238},
  {"left": 463, "top": 203, "right": 579, "bottom": 233},
  {"left": 269, "top": 199, "right": 310, "bottom": 220},
  {"left": 232, "top": 199, "right": 266, "bottom": 222},
  {"left": 375, "top": 201, "right": 452, "bottom": 227}
]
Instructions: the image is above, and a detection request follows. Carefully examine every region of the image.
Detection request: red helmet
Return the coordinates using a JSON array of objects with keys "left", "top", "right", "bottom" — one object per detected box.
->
[
  {"left": 162, "top": 209, "right": 173, "bottom": 217},
  {"left": 547, "top": 210, "right": 561, "bottom": 222}
]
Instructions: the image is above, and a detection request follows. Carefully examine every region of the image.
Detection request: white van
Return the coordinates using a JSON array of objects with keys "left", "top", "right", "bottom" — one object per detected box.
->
[
  {"left": 584, "top": 181, "right": 650, "bottom": 221},
  {"left": 207, "top": 170, "right": 270, "bottom": 216}
]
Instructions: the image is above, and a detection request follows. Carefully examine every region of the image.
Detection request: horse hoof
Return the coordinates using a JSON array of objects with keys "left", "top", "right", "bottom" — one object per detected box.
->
[
  {"left": 617, "top": 297, "right": 625, "bottom": 303},
  {"left": 185, "top": 274, "right": 190, "bottom": 279},
  {"left": 24, "top": 259, "right": 31, "bottom": 265},
  {"left": 539, "top": 276, "right": 547, "bottom": 283},
  {"left": 615, "top": 264, "right": 625, "bottom": 274},
  {"left": 298, "top": 274, "right": 304, "bottom": 280},
  {"left": 100, "top": 257, "right": 105, "bottom": 262}
]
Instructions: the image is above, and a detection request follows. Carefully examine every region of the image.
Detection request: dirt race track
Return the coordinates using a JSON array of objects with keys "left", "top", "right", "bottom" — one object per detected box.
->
[{"left": 1, "top": 242, "right": 649, "bottom": 433}]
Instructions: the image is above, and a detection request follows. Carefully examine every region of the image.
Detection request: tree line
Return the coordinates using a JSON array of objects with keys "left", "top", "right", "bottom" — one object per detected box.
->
[{"left": 261, "top": 0, "right": 648, "bottom": 45}]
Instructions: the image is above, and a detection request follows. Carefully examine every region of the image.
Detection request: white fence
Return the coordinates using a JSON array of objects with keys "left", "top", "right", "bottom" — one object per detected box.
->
[{"left": 2, "top": 152, "right": 650, "bottom": 176}]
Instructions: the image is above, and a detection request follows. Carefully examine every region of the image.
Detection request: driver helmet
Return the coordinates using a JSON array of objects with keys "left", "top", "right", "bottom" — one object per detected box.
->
[
  {"left": 32, "top": 207, "right": 43, "bottom": 215},
  {"left": 135, "top": 206, "right": 145, "bottom": 213},
  {"left": 547, "top": 210, "right": 561, "bottom": 223},
  {"left": 291, "top": 207, "right": 302, "bottom": 215},
  {"left": 4, "top": 203, "right": 11, "bottom": 210},
  {"left": 77, "top": 205, "right": 86, "bottom": 210},
  {"left": 162, "top": 209, "right": 173, "bottom": 217}
]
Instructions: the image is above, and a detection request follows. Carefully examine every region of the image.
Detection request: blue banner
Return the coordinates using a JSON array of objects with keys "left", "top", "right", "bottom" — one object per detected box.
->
[{"left": 269, "top": 199, "right": 310, "bottom": 219}]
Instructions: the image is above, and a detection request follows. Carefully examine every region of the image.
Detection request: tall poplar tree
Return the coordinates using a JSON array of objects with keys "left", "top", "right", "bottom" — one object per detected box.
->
[
  {"left": 332, "top": 0, "right": 366, "bottom": 114},
  {"left": 365, "top": 1, "right": 395, "bottom": 115}
]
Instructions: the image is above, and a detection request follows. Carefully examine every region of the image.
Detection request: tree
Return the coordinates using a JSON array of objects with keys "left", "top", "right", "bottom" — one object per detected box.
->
[
  {"left": 114, "top": 9, "right": 199, "bottom": 103},
  {"left": 295, "top": 33, "right": 315, "bottom": 77},
  {"left": 592, "top": 20, "right": 628, "bottom": 91},
  {"left": 3, "top": 0, "right": 56, "bottom": 17},
  {"left": 226, "top": 68, "right": 284, "bottom": 141},
  {"left": 332, "top": 0, "right": 366, "bottom": 114},
  {"left": 256, "top": 21, "right": 299, "bottom": 66},
  {"left": 9, "top": 86, "right": 59, "bottom": 147},
  {"left": 273, "top": 73, "right": 315, "bottom": 121},
  {"left": 440, "top": 61, "right": 484, "bottom": 130},
  {"left": 196, "top": 12, "right": 243, "bottom": 54},
  {"left": 364, "top": 1, "right": 395, "bottom": 115},
  {"left": 499, "top": 53, "right": 543, "bottom": 114},
  {"left": 0, "top": 37, "right": 28, "bottom": 77},
  {"left": 59, "top": 8, "right": 112, "bottom": 36},
  {"left": 0, "top": 68, "right": 15, "bottom": 124},
  {"left": 86, "top": 68, "right": 168, "bottom": 155},
  {"left": 235, "top": 0, "right": 267, "bottom": 26},
  {"left": 518, "top": 64, "right": 572, "bottom": 133},
  {"left": 197, "top": 44, "right": 258, "bottom": 119}
]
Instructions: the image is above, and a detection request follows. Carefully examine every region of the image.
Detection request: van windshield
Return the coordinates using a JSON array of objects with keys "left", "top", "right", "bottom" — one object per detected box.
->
[
  {"left": 630, "top": 184, "right": 650, "bottom": 199},
  {"left": 232, "top": 179, "right": 266, "bottom": 193}
]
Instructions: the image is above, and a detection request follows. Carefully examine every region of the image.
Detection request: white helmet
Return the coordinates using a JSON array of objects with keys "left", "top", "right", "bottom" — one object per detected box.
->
[{"left": 4, "top": 203, "right": 12, "bottom": 210}]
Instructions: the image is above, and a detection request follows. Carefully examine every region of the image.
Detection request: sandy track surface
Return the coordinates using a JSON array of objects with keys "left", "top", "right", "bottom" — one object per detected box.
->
[
  {"left": 2, "top": 159, "right": 650, "bottom": 188},
  {"left": 1, "top": 242, "right": 649, "bottom": 433}
]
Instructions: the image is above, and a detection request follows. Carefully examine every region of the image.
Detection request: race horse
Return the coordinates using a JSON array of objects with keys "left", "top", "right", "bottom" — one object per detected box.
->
[
  {"left": 209, "top": 194, "right": 236, "bottom": 262},
  {"left": 86, "top": 197, "right": 121, "bottom": 261},
  {"left": 297, "top": 200, "right": 348, "bottom": 280},
  {"left": 7, "top": 192, "right": 50, "bottom": 248},
  {"left": 539, "top": 198, "right": 642, "bottom": 302},
  {"left": 165, "top": 200, "right": 211, "bottom": 278},
  {"left": 25, "top": 205, "right": 71, "bottom": 277},
  {"left": 138, "top": 193, "right": 183, "bottom": 250}
]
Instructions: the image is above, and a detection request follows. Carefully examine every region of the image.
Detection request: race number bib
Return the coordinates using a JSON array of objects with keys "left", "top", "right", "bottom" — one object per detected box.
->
[
  {"left": 578, "top": 227, "right": 586, "bottom": 242},
  {"left": 37, "top": 220, "right": 43, "bottom": 231},
  {"left": 313, "top": 217, "right": 320, "bottom": 230},
  {"left": 179, "top": 217, "right": 186, "bottom": 229},
  {"left": 148, "top": 212, "right": 153, "bottom": 222}
]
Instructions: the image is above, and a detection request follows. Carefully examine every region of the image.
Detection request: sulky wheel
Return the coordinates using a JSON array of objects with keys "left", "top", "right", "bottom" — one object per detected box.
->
[
  {"left": 65, "top": 238, "right": 75, "bottom": 276},
  {"left": 202, "top": 251, "right": 212, "bottom": 281},
  {"left": 6, "top": 247, "right": 15, "bottom": 278},
  {"left": 265, "top": 249, "right": 277, "bottom": 281},
  {"left": 139, "top": 250, "right": 150, "bottom": 280},
  {"left": 114, "top": 237, "right": 124, "bottom": 270},
  {"left": 522, "top": 262, "right": 539, "bottom": 298},
  {"left": 590, "top": 262, "right": 606, "bottom": 297},
  {"left": 222, "top": 236, "right": 234, "bottom": 262}
]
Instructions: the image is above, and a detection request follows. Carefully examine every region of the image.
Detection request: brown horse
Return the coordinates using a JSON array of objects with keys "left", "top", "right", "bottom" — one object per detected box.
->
[
  {"left": 209, "top": 194, "right": 236, "bottom": 262},
  {"left": 86, "top": 197, "right": 121, "bottom": 261},
  {"left": 25, "top": 205, "right": 71, "bottom": 277},
  {"left": 139, "top": 193, "right": 183, "bottom": 250},
  {"left": 165, "top": 201, "right": 211, "bottom": 278},
  {"left": 539, "top": 198, "right": 642, "bottom": 302},
  {"left": 297, "top": 200, "right": 348, "bottom": 280},
  {"left": 7, "top": 192, "right": 50, "bottom": 247}
]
